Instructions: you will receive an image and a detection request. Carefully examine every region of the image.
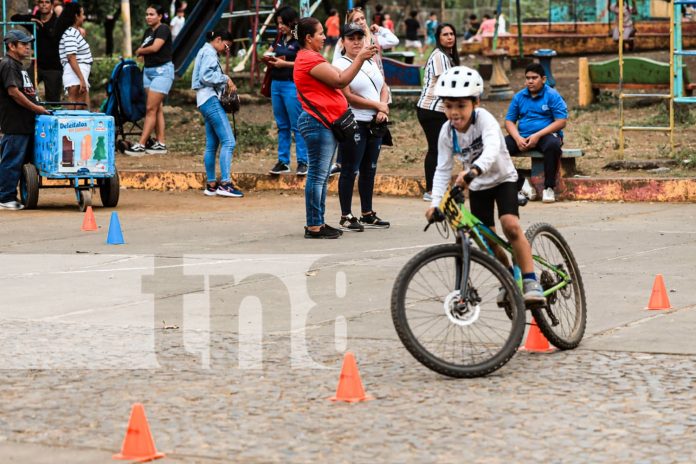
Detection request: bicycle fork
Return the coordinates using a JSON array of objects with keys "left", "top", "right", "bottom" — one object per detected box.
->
[{"left": 454, "top": 231, "right": 477, "bottom": 308}]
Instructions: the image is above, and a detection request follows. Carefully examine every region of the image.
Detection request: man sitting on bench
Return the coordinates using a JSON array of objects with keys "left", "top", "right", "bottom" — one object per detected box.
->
[{"left": 504, "top": 63, "right": 568, "bottom": 203}]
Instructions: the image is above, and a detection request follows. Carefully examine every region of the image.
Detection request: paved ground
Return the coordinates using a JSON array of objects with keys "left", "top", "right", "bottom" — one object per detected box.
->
[{"left": 1, "top": 190, "right": 695, "bottom": 463}]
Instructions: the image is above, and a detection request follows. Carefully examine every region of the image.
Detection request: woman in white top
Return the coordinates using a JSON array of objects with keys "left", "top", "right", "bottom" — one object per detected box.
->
[
  {"left": 332, "top": 23, "right": 391, "bottom": 232},
  {"left": 56, "top": 2, "right": 92, "bottom": 109},
  {"left": 331, "top": 6, "right": 398, "bottom": 176},
  {"left": 416, "top": 23, "right": 459, "bottom": 201}
]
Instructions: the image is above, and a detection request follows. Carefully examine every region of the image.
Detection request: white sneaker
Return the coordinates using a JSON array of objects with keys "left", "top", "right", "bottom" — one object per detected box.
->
[
  {"left": 146, "top": 141, "right": 167, "bottom": 154},
  {"left": 124, "top": 143, "right": 147, "bottom": 156},
  {"left": 521, "top": 178, "right": 536, "bottom": 201},
  {"left": 422, "top": 192, "right": 432, "bottom": 202},
  {"left": 0, "top": 200, "right": 24, "bottom": 210},
  {"left": 542, "top": 188, "right": 555, "bottom": 203}
]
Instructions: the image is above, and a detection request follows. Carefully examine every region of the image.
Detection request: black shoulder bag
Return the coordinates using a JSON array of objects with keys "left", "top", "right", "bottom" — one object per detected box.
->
[
  {"left": 297, "top": 89, "right": 358, "bottom": 143},
  {"left": 339, "top": 56, "right": 393, "bottom": 145}
]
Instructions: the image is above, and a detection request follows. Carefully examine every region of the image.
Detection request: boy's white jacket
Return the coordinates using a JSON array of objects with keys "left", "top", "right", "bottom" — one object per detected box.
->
[{"left": 431, "top": 108, "right": 518, "bottom": 208}]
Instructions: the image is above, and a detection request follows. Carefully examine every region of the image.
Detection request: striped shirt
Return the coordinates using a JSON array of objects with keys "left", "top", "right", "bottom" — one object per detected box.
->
[
  {"left": 59, "top": 27, "right": 93, "bottom": 67},
  {"left": 417, "top": 48, "right": 452, "bottom": 112}
]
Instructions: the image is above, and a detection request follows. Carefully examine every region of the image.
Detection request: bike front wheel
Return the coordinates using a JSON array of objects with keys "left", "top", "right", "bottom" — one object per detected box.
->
[
  {"left": 526, "top": 223, "right": 587, "bottom": 349},
  {"left": 391, "top": 244, "right": 526, "bottom": 378}
]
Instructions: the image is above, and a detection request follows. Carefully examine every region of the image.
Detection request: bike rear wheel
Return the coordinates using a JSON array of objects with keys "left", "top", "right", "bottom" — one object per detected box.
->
[
  {"left": 391, "top": 244, "right": 525, "bottom": 378},
  {"left": 526, "top": 223, "right": 587, "bottom": 349}
]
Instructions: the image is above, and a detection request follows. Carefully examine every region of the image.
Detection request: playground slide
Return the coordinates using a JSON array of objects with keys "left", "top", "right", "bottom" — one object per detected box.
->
[{"left": 172, "top": 0, "right": 230, "bottom": 77}]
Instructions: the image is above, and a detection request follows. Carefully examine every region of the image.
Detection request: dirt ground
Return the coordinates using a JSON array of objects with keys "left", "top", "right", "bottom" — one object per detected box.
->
[{"left": 114, "top": 50, "right": 696, "bottom": 179}]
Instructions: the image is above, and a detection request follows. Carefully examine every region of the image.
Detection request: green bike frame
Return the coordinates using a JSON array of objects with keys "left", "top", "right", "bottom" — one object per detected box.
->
[{"left": 439, "top": 187, "right": 572, "bottom": 298}]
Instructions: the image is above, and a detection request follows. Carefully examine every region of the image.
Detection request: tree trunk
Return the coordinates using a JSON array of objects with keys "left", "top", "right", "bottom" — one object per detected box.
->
[
  {"left": 121, "top": 0, "right": 132, "bottom": 57},
  {"left": 5, "top": 0, "right": 29, "bottom": 19}
]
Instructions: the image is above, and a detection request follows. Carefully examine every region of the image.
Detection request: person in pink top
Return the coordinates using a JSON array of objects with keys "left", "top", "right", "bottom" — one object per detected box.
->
[
  {"left": 293, "top": 17, "right": 377, "bottom": 239},
  {"left": 467, "top": 13, "right": 496, "bottom": 42},
  {"left": 383, "top": 14, "right": 394, "bottom": 33}
]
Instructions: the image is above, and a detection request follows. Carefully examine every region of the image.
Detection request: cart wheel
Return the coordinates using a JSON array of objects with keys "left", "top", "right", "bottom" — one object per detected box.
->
[
  {"left": 20, "top": 164, "right": 39, "bottom": 209},
  {"left": 98, "top": 168, "right": 120, "bottom": 207},
  {"left": 78, "top": 189, "right": 92, "bottom": 212},
  {"left": 116, "top": 139, "right": 128, "bottom": 153}
]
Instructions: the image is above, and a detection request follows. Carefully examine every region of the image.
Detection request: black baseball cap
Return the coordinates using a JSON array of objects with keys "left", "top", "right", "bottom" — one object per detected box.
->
[
  {"left": 341, "top": 23, "right": 365, "bottom": 38},
  {"left": 3, "top": 30, "right": 34, "bottom": 44}
]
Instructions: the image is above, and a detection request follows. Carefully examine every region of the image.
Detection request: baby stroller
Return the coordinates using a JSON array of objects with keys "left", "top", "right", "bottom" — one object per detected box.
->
[{"left": 101, "top": 59, "right": 147, "bottom": 153}]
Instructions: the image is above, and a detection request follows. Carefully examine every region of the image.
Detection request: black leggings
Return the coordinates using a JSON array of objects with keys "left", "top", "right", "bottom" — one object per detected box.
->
[{"left": 417, "top": 107, "right": 448, "bottom": 193}]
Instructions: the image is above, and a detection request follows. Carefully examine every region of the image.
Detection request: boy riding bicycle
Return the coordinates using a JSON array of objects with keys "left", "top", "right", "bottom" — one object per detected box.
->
[{"left": 425, "top": 66, "right": 545, "bottom": 306}]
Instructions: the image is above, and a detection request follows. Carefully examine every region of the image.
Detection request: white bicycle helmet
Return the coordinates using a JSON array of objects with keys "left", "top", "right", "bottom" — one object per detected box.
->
[{"left": 434, "top": 66, "right": 484, "bottom": 99}]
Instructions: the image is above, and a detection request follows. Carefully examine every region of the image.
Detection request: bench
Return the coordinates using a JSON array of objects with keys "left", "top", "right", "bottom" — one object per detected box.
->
[
  {"left": 579, "top": 56, "right": 696, "bottom": 106},
  {"left": 382, "top": 57, "right": 423, "bottom": 96},
  {"left": 382, "top": 51, "right": 416, "bottom": 64},
  {"left": 511, "top": 148, "right": 584, "bottom": 181}
]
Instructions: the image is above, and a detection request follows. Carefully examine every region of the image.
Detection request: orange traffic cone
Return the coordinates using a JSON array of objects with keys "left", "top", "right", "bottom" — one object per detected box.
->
[
  {"left": 81, "top": 206, "right": 97, "bottom": 231},
  {"left": 112, "top": 403, "right": 165, "bottom": 462},
  {"left": 646, "top": 274, "right": 672, "bottom": 310},
  {"left": 329, "top": 352, "right": 374, "bottom": 403},
  {"left": 520, "top": 318, "right": 554, "bottom": 353}
]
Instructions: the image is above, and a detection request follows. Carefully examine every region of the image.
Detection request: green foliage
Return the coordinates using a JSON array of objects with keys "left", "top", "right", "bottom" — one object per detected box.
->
[
  {"left": 234, "top": 120, "right": 275, "bottom": 153},
  {"left": 89, "top": 57, "right": 122, "bottom": 91},
  {"left": 671, "top": 147, "right": 696, "bottom": 169}
]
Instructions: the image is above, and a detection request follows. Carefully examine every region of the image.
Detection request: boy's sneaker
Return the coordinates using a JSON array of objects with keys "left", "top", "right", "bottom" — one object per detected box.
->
[
  {"left": 146, "top": 141, "right": 167, "bottom": 154},
  {"left": 329, "top": 163, "right": 341, "bottom": 176},
  {"left": 304, "top": 225, "right": 341, "bottom": 239},
  {"left": 359, "top": 211, "right": 390, "bottom": 229},
  {"left": 422, "top": 192, "right": 432, "bottom": 202},
  {"left": 124, "top": 143, "right": 146, "bottom": 156},
  {"left": 520, "top": 178, "right": 536, "bottom": 201},
  {"left": 296, "top": 162, "right": 308, "bottom": 176},
  {"left": 0, "top": 200, "right": 24, "bottom": 210},
  {"left": 542, "top": 188, "right": 555, "bottom": 203},
  {"left": 269, "top": 161, "right": 291, "bottom": 175},
  {"left": 204, "top": 182, "right": 218, "bottom": 196},
  {"left": 216, "top": 182, "right": 244, "bottom": 198},
  {"left": 339, "top": 214, "right": 364, "bottom": 232},
  {"left": 522, "top": 278, "right": 546, "bottom": 307}
]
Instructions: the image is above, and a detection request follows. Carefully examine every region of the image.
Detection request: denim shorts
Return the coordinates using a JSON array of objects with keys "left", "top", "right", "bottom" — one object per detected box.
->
[{"left": 143, "top": 62, "right": 175, "bottom": 94}]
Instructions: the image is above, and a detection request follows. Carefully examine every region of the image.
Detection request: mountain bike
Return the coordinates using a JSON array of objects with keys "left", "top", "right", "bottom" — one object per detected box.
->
[{"left": 391, "top": 186, "right": 586, "bottom": 378}]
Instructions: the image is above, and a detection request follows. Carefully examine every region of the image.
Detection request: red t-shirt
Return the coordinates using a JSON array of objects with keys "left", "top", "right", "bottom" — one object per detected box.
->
[
  {"left": 293, "top": 49, "right": 348, "bottom": 126},
  {"left": 325, "top": 15, "right": 340, "bottom": 38}
]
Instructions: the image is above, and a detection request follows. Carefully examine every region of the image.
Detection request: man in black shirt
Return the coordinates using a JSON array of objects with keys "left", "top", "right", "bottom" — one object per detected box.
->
[
  {"left": 0, "top": 30, "right": 50, "bottom": 210},
  {"left": 403, "top": 10, "right": 424, "bottom": 55},
  {"left": 11, "top": 0, "right": 63, "bottom": 102}
]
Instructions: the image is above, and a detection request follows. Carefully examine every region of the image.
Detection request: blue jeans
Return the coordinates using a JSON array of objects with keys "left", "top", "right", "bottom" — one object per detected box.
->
[
  {"left": 338, "top": 122, "right": 382, "bottom": 215},
  {"left": 199, "top": 97, "right": 236, "bottom": 183},
  {"left": 298, "top": 111, "right": 336, "bottom": 227},
  {"left": 271, "top": 80, "right": 307, "bottom": 165},
  {"left": 0, "top": 134, "right": 31, "bottom": 203}
]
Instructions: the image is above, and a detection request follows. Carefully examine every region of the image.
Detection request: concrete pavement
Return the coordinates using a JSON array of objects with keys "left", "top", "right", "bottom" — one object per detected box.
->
[{"left": 1, "top": 190, "right": 695, "bottom": 462}]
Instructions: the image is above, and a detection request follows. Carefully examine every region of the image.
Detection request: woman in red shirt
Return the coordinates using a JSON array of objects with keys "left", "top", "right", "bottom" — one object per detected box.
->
[{"left": 293, "top": 17, "right": 377, "bottom": 239}]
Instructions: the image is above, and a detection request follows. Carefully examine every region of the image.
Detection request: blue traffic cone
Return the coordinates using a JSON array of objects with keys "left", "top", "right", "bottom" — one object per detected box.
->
[{"left": 106, "top": 212, "right": 125, "bottom": 245}]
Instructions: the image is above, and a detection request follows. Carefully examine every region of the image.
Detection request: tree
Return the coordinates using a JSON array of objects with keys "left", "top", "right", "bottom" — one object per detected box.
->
[
  {"left": 6, "top": 0, "right": 29, "bottom": 18},
  {"left": 93, "top": 136, "right": 107, "bottom": 162}
]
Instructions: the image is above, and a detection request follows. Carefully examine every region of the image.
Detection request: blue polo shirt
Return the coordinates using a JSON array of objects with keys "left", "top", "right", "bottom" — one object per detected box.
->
[{"left": 505, "top": 84, "right": 568, "bottom": 138}]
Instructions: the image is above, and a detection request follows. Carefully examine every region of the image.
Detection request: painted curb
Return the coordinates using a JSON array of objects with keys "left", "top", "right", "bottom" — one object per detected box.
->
[{"left": 118, "top": 171, "right": 696, "bottom": 202}]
